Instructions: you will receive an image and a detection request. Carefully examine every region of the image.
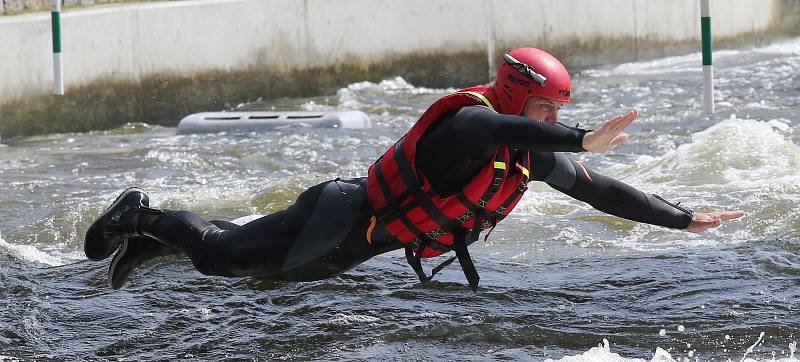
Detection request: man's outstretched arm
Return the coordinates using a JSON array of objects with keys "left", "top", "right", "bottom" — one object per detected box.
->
[
  {"left": 449, "top": 106, "right": 637, "bottom": 153},
  {"left": 530, "top": 152, "right": 744, "bottom": 231}
]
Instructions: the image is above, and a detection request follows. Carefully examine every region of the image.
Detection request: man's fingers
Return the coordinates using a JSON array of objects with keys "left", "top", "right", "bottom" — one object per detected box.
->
[
  {"left": 610, "top": 134, "right": 629, "bottom": 145},
  {"left": 616, "top": 110, "right": 637, "bottom": 128},
  {"left": 606, "top": 110, "right": 638, "bottom": 131},
  {"left": 716, "top": 210, "right": 746, "bottom": 221},
  {"left": 589, "top": 110, "right": 640, "bottom": 152},
  {"left": 603, "top": 115, "right": 624, "bottom": 130}
]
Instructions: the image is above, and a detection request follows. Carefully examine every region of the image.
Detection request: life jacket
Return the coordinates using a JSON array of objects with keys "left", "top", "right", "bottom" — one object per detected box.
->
[{"left": 366, "top": 86, "right": 532, "bottom": 291}]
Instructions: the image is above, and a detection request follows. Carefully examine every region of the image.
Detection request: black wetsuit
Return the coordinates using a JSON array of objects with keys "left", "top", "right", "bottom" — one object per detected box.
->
[{"left": 138, "top": 106, "right": 692, "bottom": 281}]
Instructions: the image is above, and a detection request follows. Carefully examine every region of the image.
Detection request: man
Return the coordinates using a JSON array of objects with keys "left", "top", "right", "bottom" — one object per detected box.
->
[{"left": 85, "top": 47, "right": 744, "bottom": 290}]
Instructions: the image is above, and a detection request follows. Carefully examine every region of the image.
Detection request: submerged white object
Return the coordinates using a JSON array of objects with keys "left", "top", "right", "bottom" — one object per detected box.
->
[{"left": 176, "top": 110, "right": 371, "bottom": 134}]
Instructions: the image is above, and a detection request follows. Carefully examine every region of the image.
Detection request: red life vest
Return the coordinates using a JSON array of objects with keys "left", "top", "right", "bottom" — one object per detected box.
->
[{"left": 366, "top": 86, "right": 532, "bottom": 291}]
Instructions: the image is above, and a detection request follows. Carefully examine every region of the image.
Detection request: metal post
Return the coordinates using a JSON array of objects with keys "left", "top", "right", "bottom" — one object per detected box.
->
[
  {"left": 701, "top": 0, "right": 713, "bottom": 113},
  {"left": 50, "top": 0, "right": 64, "bottom": 95}
]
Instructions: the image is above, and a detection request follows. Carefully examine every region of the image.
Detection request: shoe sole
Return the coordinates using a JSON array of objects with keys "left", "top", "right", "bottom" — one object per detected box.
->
[
  {"left": 107, "top": 239, "right": 129, "bottom": 289},
  {"left": 84, "top": 187, "right": 146, "bottom": 261}
]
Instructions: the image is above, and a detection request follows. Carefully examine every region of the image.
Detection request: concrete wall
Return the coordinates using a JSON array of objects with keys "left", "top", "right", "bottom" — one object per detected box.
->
[
  {"left": 0, "top": 0, "right": 798, "bottom": 137},
  {"left": 0, "top": 0, "right": 131, "bottom": 15},
  {"left": 0, "top": 0, "right": 491, "bottom": 101}
]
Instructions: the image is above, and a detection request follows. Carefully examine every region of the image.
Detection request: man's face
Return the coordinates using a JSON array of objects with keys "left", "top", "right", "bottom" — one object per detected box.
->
[{"left": 521, "top": 97, "right": 564, "bottom": 124}]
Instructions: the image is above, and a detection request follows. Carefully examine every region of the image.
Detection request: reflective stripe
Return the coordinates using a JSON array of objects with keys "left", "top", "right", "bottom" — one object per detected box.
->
[
  {"left": 493, "top": 162, "right": 506, "bottom": 170},
  {"left": 521, "top": 167, "right": 529, "bottom": 177},
  {"left": 457, "top": 91, "right": 495, "bottom": 111},
  {"left": 575, "top": 160, "right": 593, "bottom": 181}
]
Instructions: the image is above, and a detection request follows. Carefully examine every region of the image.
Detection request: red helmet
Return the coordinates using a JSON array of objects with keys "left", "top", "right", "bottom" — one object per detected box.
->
[{"left": 492, "top": 47, "right": 571, "bottom": 115}]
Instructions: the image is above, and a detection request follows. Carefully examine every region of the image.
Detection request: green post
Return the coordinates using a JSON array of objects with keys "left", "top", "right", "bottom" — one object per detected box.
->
[
  {"left": 701, "top": 0, "right": 713, "bottom": 113},
  {"left": 50, "top": 0, "right": 64, "bottom": 95}
]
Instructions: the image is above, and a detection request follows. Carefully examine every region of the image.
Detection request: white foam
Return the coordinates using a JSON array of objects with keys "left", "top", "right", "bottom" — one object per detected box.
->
[
  {"left": 0, "top": 231, "right": 67, "bottom": 266},
  {"left": 337, "top": 76, "right": 454, "bottom": 110},
  {"left": 583, "top": 37, "right": 800, "bottom": 77},
  {"left": 607, "top": 118, "right": 799, "bottom": 187},
  {"left": 327, "top": 313, "right": 380, "bottom": 326},
  {"left": 754, "top": 37, "right": 800, "bottom": 56},
  {"left": 546, "top": 338, "right": 800, "bottom": 362},
  {"left": 545, "top": 339, "right": 674, "bottom": 362},
  {"left": 583, "top": 49, "right": 741, "bottom": 77},
  {"left": 341, "top": 76, "right": 453, "bottom": 95}
]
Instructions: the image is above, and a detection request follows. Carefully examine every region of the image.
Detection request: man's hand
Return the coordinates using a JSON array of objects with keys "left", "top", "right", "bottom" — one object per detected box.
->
[
  {"left": 582, "top": 109, "right": 639, "bottom": 152},
  {"left": 686, "top": 210, "right": 746, "bottom": 233}
]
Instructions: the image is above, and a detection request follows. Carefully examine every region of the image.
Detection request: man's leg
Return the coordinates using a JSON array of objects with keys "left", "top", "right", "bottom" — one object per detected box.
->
[
  {"left": 87, "top": 183, "right": 327, "bottom": 287},
  {"left": 107, "top": 219, "right": 236, "bottom": 289}
]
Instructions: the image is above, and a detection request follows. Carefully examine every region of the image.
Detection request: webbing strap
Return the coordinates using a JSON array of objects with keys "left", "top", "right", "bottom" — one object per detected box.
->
[
  {"left": 452, "top": 228, "right": 480, "bottom": 292},
  {"left": 494, "top": 151, "right": 532, "bottom": 216},
  {"left": 392, "top": 138, "right": 420, "bottom": 190},
  {"left": 456, "top": 91, "right": 495, "bottom": 111},
  {"left": 454, "top": 150, "right": 507, "bottom": 215},
  {"left": 373, "top": 158, "right": 395, "bottom": 211},
  {"left": 375, "top": 188, "right": 436, "bottom": 222},
  {"left": 405, "top": 229, "right": 481, "bottom": 292},
  {"left": 391, "top": 137, "right": 465, "bottom": 250},
  {"left": 373, "top": 144, "right": 427, "bottom": 219},
  {"left": 405, "top": 246, "right": 429, "bottom": 282}
]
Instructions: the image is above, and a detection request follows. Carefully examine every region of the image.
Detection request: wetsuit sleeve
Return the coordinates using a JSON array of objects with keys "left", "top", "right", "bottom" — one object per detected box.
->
[
  {"left": 450, "top": 105, "right": 589, "bottom": 152},
  {"left": 529, "top": 152, "right": 693, "bottom": 229}
]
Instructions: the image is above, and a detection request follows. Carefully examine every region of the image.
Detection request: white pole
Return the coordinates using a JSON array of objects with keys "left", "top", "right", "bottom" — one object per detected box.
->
[
  {"left": 701, "top": 0, "right": 713, "bottom": 113},
  {"left": 50, "top": 0, "right": 64, "bottom": 95}
]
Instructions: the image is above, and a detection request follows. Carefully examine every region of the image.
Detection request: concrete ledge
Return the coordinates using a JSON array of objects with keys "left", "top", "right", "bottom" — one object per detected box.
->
[{"left": 1, "top": 0, "right": 798, "bottom": 139}]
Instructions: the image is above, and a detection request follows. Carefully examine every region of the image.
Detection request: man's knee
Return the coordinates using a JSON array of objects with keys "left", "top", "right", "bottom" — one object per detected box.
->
[{"left": 188, "top": 245, "right": 234, "bottom": 277}]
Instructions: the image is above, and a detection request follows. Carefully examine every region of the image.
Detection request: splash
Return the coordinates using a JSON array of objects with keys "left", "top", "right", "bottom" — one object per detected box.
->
[
  {"left": 582, "top": 37, "right": 800, "bottom": 77},
  {"left": 545, "top": 339, "right": 675, "bottom": 362},
  {"left": 755, "top": 37, "right": 800, "bottom": 56},
  {"left": 548, "top": 337, "right": 800, "bottom": 362},
  {"left": 336, "top": 76, "right": 452, "bottom": 111},
  {"left": 339, "top": 76, "right": 454, "bottom": 95},
  {"left": 582, "top": 49, "right": 740, "bottom": 77},
  {"left": 609, "top": 117, "right": 799, "bottom": 187},
  {"left": 327, "top": 313, "right": 380, "bottom": 326},
  {"left": 741, "top": 331, "right": 766, "bottom": 362},
  {"left": 0, "top": 231, "right": 67, "bottom": 266}
]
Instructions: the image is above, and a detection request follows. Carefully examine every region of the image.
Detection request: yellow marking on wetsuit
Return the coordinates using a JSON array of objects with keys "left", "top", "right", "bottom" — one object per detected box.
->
[
  {"left": 366, "top": 215, "right": 377, "bottom": 244},
  {"left": 521, "top": 166, "right": 529, "bottom": 177},
  {"left": 493, "top": 162, "right": 507, "bottom": 170},
  {"left": 457, "top": 91, "right": 495, "bottom": 111},
  {"left": 575, "top": 161, "right": 592, "bottom": 181}
]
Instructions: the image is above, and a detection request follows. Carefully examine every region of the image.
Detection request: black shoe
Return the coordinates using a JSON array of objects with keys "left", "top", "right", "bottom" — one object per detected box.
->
[
  {"left": 84, "top": 187, "right": 150, "bottom": 261},
  {"left": 107, "top": 236, "right": 179, "bottom": 289}
]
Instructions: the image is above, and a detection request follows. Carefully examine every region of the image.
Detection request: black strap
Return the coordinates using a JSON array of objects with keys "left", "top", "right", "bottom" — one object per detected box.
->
[
  {"left": 393, "top": 138, "right": 421, "bottom": 190},
  {"left": 405, "top": 246, "right": 429, "bottom": 282},
  {"left": 429, "top": 256, "right": 458, "bottom": 277},
  {"left": 404, "top": 226, "right": 482, "bottom": 292},
  {"left": 451, "top": 228, "right": 481, "bottom": 292}
]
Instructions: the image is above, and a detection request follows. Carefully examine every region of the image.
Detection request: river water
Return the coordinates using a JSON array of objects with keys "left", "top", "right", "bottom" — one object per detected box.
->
[{"left": 1, "top": 38, "right": 799, "bottom": 361}]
